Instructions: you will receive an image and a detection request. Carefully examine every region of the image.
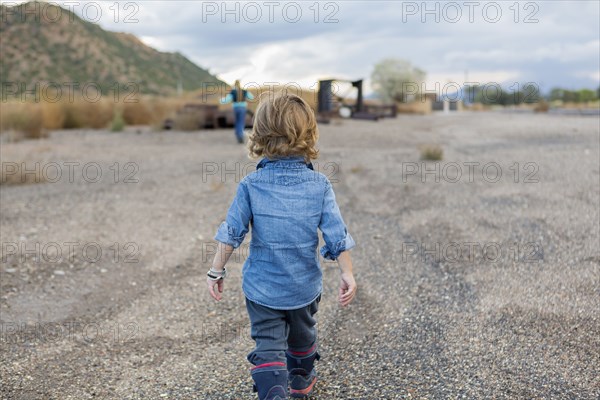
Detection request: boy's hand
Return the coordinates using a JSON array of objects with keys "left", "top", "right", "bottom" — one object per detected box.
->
[
  {"left": 339, "top": 272, "right": 357, "bottom": 306},
  {"left": 207, "top": 277, "right": 224, "bottom": 301}
]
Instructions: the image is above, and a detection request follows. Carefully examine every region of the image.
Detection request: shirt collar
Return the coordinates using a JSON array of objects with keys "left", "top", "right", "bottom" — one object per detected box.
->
[{"left": 257, "top": 156, "right": 314, "bottom": 170}]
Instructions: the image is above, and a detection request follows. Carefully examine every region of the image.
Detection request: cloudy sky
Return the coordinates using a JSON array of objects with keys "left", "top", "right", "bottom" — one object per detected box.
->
[{"left": 6, "top": 0, "right": 600, "bottom": 94}]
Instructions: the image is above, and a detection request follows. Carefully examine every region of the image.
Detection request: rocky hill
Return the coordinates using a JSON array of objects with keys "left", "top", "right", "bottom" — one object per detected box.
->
[{"left": 0, "top": 1, "right": 225, "bottom": 96}]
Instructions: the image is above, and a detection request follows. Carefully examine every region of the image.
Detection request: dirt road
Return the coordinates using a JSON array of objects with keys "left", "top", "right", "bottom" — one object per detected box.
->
[{"left": 1, "top": 112, "right": 599, "bottom": 399}]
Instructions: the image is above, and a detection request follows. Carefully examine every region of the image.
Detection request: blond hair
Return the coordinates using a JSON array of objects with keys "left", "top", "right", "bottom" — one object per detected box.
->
[
  {"left": 248, "top": 92, "right": 319, "bottom": 162},
  {"left": 234, "top": 79, "right": 242, "bottom": 101}
]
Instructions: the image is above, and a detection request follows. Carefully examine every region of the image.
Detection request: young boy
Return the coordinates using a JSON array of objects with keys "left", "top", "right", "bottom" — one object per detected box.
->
[{"left": 207, "top": 92, "right": 357, "bottom": 400}]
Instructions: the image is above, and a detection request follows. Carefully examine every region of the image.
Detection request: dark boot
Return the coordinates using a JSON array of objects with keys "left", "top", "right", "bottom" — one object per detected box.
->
[
  {"left": 251, "top": 362, "right": 288, "bottom": 400},
  {"left": 286, "top": 345, "right": 320, "bottom": 398}
]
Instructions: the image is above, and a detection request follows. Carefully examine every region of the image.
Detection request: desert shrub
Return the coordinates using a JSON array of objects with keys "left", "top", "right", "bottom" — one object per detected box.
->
[
  {"left": 534, "top": 100, "right": 549, "bottom": 113},
  {"left": 61, "top": 101, "right": 84, "bottom": 129},
  {"left": 120, "top": 97, "right": 191, "bottom": 128},
  {"left": 2, "top": 96, "right": 205, "bottom": 134},
  {"left": 173, "top": 111, "right": 203, "bottom": 131},
  {"left": 24, "top": 105, "right": 46, "bottom": 138},
  {"left": 60, "top": 100, "right": 114, "bottom": 129},
  {"left": 149, "top": 98, "right": 185, "bottom": 126},
  {"left": 147, "top": 100, "right": 169, "bottom": 128},
  {"left": 466, "top": 103, "right": 490, "bottom": 112},
  {"left": 396, "top": 99, "right": 432, "bottom": 115},
  {"left": 41, "top": 101, "right": 66, "bottom": 130},
  {"left": 111, "top": 109, "right": 125, "bottom": 132},
  {"left": 92, "top": 101, "right": 115, "bottom": 128},
  {"left": 0, "top": 103, "right": 20, "bottom": 131},
  {"left": 123, "top": 101, "right": 152, "bottom": 125},
  {"left": 76, "top": 100, "right": 114, "bottom": 129},
  {"left": 420, "top": 144, "right": 443, "bottom": 161},
  {"left": 117, "top": 97, "right": 216, "bottom": 130},
  {"left": 0, "top": 103, "right": 46, "bottom": 139}
]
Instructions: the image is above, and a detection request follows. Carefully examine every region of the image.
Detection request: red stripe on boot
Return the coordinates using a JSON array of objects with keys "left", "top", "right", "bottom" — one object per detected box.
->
[
  {"left": 290, "top": 376, "right": 317, "bottom": 395},
  {"left": 251, "top": 362, "right": 286, "bottom": 371},
  {"left": 288, "top": 343, "right": 316, "bottom": 356}
]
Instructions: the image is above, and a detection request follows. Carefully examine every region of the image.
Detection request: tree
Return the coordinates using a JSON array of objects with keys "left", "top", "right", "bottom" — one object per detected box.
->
[
  {"left": 549, "top": 87, "right": 598, "bottom": 103},
  {"left": 371, "top": 59, "right": 426, "bottom": 102},
  {"left": 577, "top": 89, "right": 597, "bottom": 102},
  {"left": 521, "top": 83, "right": 540, "bottom": 103},
  {"left": 549, "top": 88, "right": 564, "bottom": 102}
]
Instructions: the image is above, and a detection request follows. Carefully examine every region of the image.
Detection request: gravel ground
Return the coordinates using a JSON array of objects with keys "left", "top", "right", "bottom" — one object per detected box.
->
[{"left": 1, "top": 112, "right": 599, "bottom": 399}]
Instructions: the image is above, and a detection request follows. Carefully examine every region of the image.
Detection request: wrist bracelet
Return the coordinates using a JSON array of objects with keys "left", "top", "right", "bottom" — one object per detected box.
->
[{"left": 207, "top": 267, "right": 227, "bottom": 280}]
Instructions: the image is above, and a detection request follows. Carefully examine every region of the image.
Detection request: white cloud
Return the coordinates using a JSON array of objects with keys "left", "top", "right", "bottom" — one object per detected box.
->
[
  {"left": 139, "top": 36, "right": 169, "bottom": 52},
  {"left": 3, "top": 0, "right": 599, "bottom": 90},
  {"left": 574, "top": 70, "right": 600, "bottom": 83},
  {"left": 533, "top": 40, "right": 600, "bottom": 63},
  {"left": 427, "top": 70, "right": 522, "bottom": 88},
  {"left": 443, "top": 39, "right": 599, "bottom": 68}
]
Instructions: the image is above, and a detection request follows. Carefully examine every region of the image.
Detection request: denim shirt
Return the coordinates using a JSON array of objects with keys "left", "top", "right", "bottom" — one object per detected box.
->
[{"left": 214, "top": 156, "right": 355, "bottom": 310}]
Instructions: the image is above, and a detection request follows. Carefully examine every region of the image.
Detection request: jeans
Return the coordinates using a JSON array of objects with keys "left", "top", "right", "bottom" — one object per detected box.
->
[
  {"left": 234, "top": 106, "right": 246, "bottom": 142},
  {"left": 245, "top": 295, "right": 320, "bottom": 366}
]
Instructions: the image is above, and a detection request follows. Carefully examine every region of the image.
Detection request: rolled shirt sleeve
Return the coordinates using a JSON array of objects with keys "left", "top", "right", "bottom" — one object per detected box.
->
[
  {"left": 319, "top": 180, "right": 356, "bottom": 260},
  {"left": 220, "top": 94, "right": 233, "bottom": 104},
  {"left": 214, "top": 180, "right": 251, "bottom": 248}
]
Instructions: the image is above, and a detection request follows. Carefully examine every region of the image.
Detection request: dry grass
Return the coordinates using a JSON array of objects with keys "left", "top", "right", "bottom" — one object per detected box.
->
[
  {"left": 45, "top": 99, "right": 114, "bottom": 129},
  {"left": 79, "top": 100, "right": 115, "bottom": 129},
  {"left": 0, "top": 96, "right": 192, "bottom": 137},
  {"left": 110, "top": 109, "right": 125, "bottom": 132},
  {"left": 121, "top": 97, "right": 188, "bottom": 128},
  {"left": 396, "top": 99, "right": 433, "bottom": 115},
  {"left": 41, "top": 102, "right": 66, "bottom": 130},
  {"left": 0, "top": 102, "right": 46, "bottom": 139},
  {"left": 123, "top": 102, "right": 152, "bottom": 125},
  {"left": 148, "top": 98, "right": 188, "bottom": 127},
  {"left": 534, "top": 100, "right": 550, "bottom": 113},
  {"left": 173, "top": 112, "right": 204, "bottom": 131},
  {"left": 559, "top": 100, "right": 600, "bottom": 109},
  {"left": 465, "top": 103, "right": 492, "bottom": 112},
  {"left": 420, "top": 144, "right": 444, "bottom": 161},
  {"left": 0, "top": 89, "right": 317, "bottom": 138}
]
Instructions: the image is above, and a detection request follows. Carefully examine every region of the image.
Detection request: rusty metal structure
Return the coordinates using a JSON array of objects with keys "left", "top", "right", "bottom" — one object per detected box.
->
[{"left": 317, "top": 79, "right": 396, "bottom": 122}]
